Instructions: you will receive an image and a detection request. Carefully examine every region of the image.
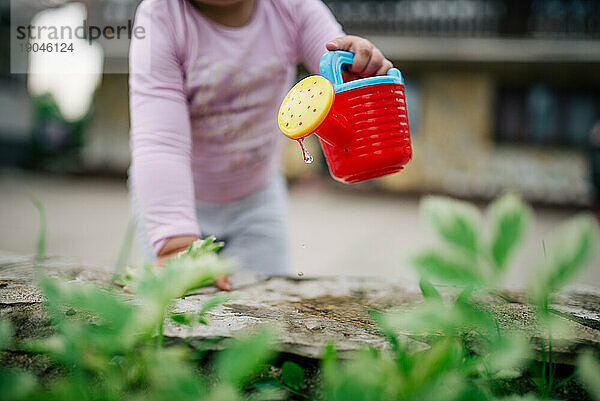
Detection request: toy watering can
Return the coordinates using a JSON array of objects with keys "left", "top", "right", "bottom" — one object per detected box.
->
[{"left": 278, "top": 50, "right": 412, "bottom": 183}]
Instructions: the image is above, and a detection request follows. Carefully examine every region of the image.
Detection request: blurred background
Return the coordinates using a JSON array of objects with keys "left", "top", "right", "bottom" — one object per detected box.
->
[{"left": 1, "top": 0, "right": 600, "bottom": 287}]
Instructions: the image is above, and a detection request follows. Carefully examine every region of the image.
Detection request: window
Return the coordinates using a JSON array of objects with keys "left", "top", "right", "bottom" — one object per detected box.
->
[{"left": 495, "top": 84, "right": 599, "bottom": 148}]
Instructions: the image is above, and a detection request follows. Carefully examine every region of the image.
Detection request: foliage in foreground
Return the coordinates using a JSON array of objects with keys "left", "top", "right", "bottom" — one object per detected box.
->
[
  {"left": 1, "top": 194, "right": 599, "bottom": 401},
  {"left": 319, "top": 193, "right": 599, "bottom": 401},
  {"left": 1, "top": 237, "right": 281, "bottom": 401}
]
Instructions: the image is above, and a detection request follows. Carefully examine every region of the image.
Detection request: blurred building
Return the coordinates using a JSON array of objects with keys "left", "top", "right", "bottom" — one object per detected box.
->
[
  {"left": 0, "top": 0, "right": 135, "bottom": 173},
  {"left": 1, "top": 0, "right": 599, "bottom": 206},
  {"left": 315, "top": 0, "right": 600, "bottom": 206}
]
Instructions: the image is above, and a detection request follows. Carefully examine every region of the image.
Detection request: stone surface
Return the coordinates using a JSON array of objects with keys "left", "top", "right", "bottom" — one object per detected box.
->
[
  {"left": 551, "top": 287, "right": 600, "bottom": 331},
  {"left": 2, "top": 252, "right": 600, "bottom": 363},
  {"left": 499, "top": 287, "right": 600, "bottom": 331},
  {"left": 165, "top": 276, "right": 429, "bottom": 359},
  {"left": 486, "top": 302, "right": 600, "bottom": 364}
]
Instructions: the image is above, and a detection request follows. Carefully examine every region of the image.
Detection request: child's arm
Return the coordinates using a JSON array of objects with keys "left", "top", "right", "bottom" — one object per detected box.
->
[
  {"left": 129, "top": 2, "right": 200, "bottom": 261},
  {"left": 129, "top": 2, "right": 230, "bottom": 291}
]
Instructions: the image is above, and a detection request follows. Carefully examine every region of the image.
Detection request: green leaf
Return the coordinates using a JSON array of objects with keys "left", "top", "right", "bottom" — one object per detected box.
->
[
  {"left": 29, "top": 197, "right": 47, "bottom": 264},
  {"left": 198, "top": 293, "right": 234, "bottom": 324},
  {"left": 578, "top": 353, "right": 600, "bottom": 401},
  {"left": 369, "top": 310, "right": 404, "bottom": 360},
  {"left": 170, "top": 236, "right": 225, "bottom": 263},
  {"left": 484, "top": 334, "right": 530, "bottom": 377},
  {"left": 413, "top": 251, "right": 482, "bottom": 286},
  {"left": 531, "top": 215, "right": 599, "bottom": 303},
  {"left": 419, "top": 279, "right": 442, "bottom": 303},
  {"left": 129, "top": 253, "right": 233, "bottom": 327},
  {"left": 281, "top": 361, "right": 305, "bottom": 390},
  {"left": 421, "top": 196, "right": 481, "bottom": 256},
  {"left": 214, "top": 327, "right": 276, "bottom": 387},
  {"left": 454, "top": 285, "right": 474, "bottom": 306},
  {"left": 0, "top": 319, "right": 12, "bottom": 350},
  {"left": 171, "top": 313, "right": 191, "bottom": 325},
  {"left": 113, "top": 218, "right": 136, "bottom": 276},
  {"left": 321, "top": 342, "right": 336, "bottom": 363},
  {"left": 38, "top": 276, "right": 134, "bottom": 334},
  {"left": 0, "top": 369, "right": 37, "bottom": 400},
  {"left": 385, "top": 301, "right": 490, "bottom": 336},
  {"left": 171, "top": 294, "right": 233, "bottom": 326},
  {"left": 487, "top": 193, "right": 531, "bottom": 272}
]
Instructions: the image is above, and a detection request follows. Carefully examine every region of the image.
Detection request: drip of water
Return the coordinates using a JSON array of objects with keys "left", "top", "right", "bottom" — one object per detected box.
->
[{"left": 297, "top": 138, "right": 313, "bottom": 164}]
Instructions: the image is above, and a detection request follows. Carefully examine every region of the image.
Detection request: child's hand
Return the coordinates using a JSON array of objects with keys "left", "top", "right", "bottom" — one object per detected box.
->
[
  {"left": 157, "top": 235, "right": 231, "bottom": 291},
  {"left": 326, "top": 35, "right": 393, "bottom": 80}
]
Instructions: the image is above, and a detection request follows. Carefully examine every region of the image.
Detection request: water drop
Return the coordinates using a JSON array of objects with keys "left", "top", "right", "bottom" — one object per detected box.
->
[
  {"left": 300, "top": 243, "right": 307, "bottom": 249},
  {"left": 297, "top": 138, "right": 313, "bottom": 164},
  {"left": 298, "top": 272, "right": 304, "bottom": 277}
]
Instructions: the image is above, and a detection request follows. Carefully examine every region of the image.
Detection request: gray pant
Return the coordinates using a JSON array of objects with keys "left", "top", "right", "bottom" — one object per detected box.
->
[{"left": 130, "top": 174, "right": 290, "bottom": 275}]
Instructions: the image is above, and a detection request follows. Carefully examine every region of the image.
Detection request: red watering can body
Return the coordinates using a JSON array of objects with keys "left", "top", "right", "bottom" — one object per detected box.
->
[{"left": 278, "top": 50, "right": 412, "bottom": 183}]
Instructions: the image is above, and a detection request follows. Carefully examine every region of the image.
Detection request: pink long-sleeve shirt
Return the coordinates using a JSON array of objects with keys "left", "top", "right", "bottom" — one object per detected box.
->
[{"left": 129, "top": 0, "right": 344, "bottom": 255}]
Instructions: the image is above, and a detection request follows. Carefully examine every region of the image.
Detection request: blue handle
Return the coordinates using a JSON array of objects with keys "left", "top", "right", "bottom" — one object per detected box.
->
[
  {"left": 320, "top": 50, "right": 355, "bottom": 86},
  {"left": 319, "top": 50, "right": 404, "bottom": 94}
]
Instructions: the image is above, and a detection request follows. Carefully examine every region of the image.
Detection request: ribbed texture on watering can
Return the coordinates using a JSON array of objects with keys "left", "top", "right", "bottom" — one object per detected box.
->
[{"left": 318, "top": 83, "right": 412, "bottom": 183}]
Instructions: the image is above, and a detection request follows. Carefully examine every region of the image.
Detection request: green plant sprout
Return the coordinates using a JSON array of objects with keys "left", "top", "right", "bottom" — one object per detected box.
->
[
  {"left": 0, "top": 320, "right": 37, "bottom": 401},
  {"left": 578, "top": 353, "right": 600, "bottom": 401},
  {"left": 253, "top": 361, "right": 316, "bottom": 400},
  {"left": 112, "top": 218, "right": 136, "bottom": 280},
  {"left": 29, "top": 196, "right": 47, "bottom": 264}
]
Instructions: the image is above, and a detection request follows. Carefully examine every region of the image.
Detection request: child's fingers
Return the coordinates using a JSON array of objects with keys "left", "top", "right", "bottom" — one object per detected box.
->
[
  {"left": 328, "top": 36, "right": 373, "bottom": 76},
  {"left": 325, "top": 36, "right": 346, "bottom": 51},
  {"left": 350, "top": 44, "right": 373, "bottom": 76},
  {"left": 375, "top": 59, "right": 394, "bottom": 76},
  {"left": 362, "top": 48, "right": 386, "bottom": 77},
  {"left": 326, "top": 36, "right": 389, "bottom": 77},
  {"left": 215, "top": 275, "right": 231, "bottom": 291}
]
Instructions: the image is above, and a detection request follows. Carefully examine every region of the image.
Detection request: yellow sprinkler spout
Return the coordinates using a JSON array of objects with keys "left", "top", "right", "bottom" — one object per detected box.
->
[{"left": 277, "top": 75, "right": 334, "bottom": 140}]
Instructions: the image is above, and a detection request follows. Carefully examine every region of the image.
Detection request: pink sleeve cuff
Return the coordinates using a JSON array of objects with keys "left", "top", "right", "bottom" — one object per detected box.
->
[{"left": 151, "top": 224, "right": 200, "bottom": 256}]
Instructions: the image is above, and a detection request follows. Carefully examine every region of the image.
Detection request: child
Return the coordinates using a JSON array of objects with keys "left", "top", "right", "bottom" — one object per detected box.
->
[{"left": 129, "top": 0, "right": 394, "bottom": 290}]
